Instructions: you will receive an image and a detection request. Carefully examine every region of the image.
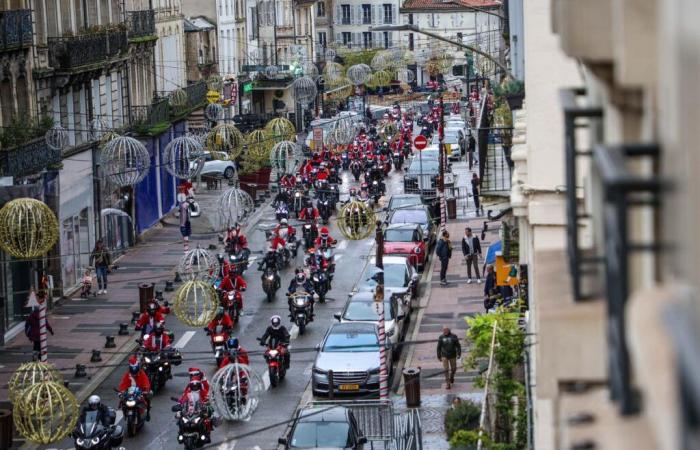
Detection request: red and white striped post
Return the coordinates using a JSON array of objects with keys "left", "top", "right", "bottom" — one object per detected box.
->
[
  {"left": 438, "top": 96, "right": 447, "bottom": 233},
  {"left": 374, "top": 221, "right": 388, "bottom": 399},
  {"left": 27, "top": 290, "right": 48, "bottom": 362}
]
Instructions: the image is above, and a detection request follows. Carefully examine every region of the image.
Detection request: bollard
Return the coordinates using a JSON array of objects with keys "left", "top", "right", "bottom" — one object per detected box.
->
[
  {"left": 63, "top": 380, "right": 70, "bottom": 389},
  {"left": 104, "top": 336, "right": 116, "bottom": 348},
  {"left": 155, "top": 290, "right": 164, "bottom": 301},
  {"left": 75, "top": 364, "right": 87, "bottom": 378},
  {"left": 173, "top": 272, "right": 182, "bottom": 283},
  {"left": 0, "top": 409, "right": 12, "bottom": 450},
  {"left": 138, "top": 283, "right": 154, "bottom": 312},
  {"left": 328, "top": 370, "right": 334, "bottom": 400},
  {"left": 208, "top": 244, "right": 218, "bottom": 250},
  {"left": 91, "top": 350, "right": 102, "bottom": 362},
  {"left": 131, "top": 311, "right": 141, "bottom": 324},
  {"left": 164, "top": 280, "right": 175, "bottom": 291},
  {"left": 118, "top": 323, "right": 129, "bottom": 336},
  {"left": 403, "top": 367, "right": 421, "bottom": 407}
]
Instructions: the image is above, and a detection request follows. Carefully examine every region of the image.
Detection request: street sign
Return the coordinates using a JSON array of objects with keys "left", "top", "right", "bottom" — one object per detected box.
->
[
  {"left": 313, "top": 127, "right": 323, "bottom": 148},
  {"left": 206, "top": 90, "right": 220, "bottom": 103},
  {"left": 413, "top": 135, "right": 428, "bottom": 150}
]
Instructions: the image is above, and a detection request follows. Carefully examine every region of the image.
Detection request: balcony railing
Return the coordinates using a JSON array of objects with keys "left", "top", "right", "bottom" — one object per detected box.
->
[
  {"left": 48, "top": 29, "right": 128, "bottom": 70},
  {"left": 184, "top": 81, "right": 207, "bottom": 109},
  {"left": 593, "top": 143, "right": 663, "bottom": 416},
  {"left": 561, "top": 87, "right": 604, "bottom": 301},
  {"left": 0, "top": 9, "right": 32, "bottom": 51},
  {"left": 480, "top": 126, "right": 513, "bottom": 196},
  {"left": 131, "top": 97, "right": 170, "bottom": 130},
  {"left": 128, "top": 10, "right": 156, "bottom": 39},
  {"left": 0, "top": 137, "right": 61, "bottom": 178}
]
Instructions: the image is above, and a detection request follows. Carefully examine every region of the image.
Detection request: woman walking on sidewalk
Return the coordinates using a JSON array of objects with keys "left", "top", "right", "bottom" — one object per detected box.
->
[
  {"left": 90, "top": 239, "right": 111, "bottom": 295},
  {"left": 435, "top": 231, "right": 453, "bottom": 285}
]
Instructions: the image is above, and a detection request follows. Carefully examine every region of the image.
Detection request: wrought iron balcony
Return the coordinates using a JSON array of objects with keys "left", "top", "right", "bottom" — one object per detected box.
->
[
  {"left": 184, "top": 81, "right": 207, "bottom": 109},
  {"left": 561, "top": 87, "right": 604, "bottom": 301},
  {"left": 128, "top": 10, "right": 156, "bottom": 40},
  {"left": 131, "top": 97, "right": 170, "bottom": 131},
  {"left": 0, "top": 137, "right": 61, "bottom": 178},
  {"left": 592, "top": 143, "right": 664, "bottom": 416},
  {"left": 479, "top": 126, "right": 513, "bottom": 196},
  {"left": 0, "top": 9, "right": 32, "bottom": 51},
  {"left": 48, "top": 29, "right": 128, "bottom": 71}
]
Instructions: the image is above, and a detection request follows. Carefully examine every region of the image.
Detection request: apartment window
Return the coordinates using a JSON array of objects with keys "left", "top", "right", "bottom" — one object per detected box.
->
[
  {"left": 362, "top": 4, "right": 371, "bottom": 24},
  {"left": 342, "top": 32, "right": 351, "bottom": 47},
  {"left": 341, "top": 4, "right": 351, "bottom": 24},
  {"left": 383, "top": 4, "right": 392, "bottom": 24},
  {"left": 317, "top": 1, "right": 325, "bottom": 17},
  {"left": 383, "top": 31, "right": 389, "bottom": 48},
  {"left": 318, "top": 31, "right": 327, "bottom": 48},
  {"left": 362, "top": 31, "right": 372, "bottom": 49}
]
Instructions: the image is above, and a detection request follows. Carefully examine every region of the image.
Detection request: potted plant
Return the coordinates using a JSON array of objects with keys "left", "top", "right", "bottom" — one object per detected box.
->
[{"left": 494, "top": 78, "right": 524, "bottom": 111}]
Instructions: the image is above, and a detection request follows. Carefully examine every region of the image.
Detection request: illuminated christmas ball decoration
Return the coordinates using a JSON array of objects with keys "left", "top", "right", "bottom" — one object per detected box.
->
[
  {"left": 370, "top": 51, "right": 391, "bottom": 71},
  {"left": 217, "top": 186, "right": 255, "bottom": 230},
  {"left": 370, "top": 70, "right": 392, "bottom": 88},
  {"left": 265, "top": 65, "right": 279, "bottom": 78},
  {"left": 270, "top": 141, "right": 302, "bottom": 174},
  {"left": 99, "top": 130, "right": 120, "bottom": 148},
  {"left": 379, "top": 122, "right": 399, "bottom": 141},
  {"left": 293, "top": 76, "right": 318, "bottom": 107},
  {"left": 206, "top": 124, "right": 245, "bottom": 159},
  {"left": 89, "top": 118, "right": 109, "bottom": 141},
  {"left": 337, "top": 200, "right": 377, "bottom": 240},
  {"left": 205, "top": 102, "right": 224, "bottom": 121},
  {"left": 169, "top": 88, "right": 188, "bottom": 109},
  {"left": 302, "top": 61, "right": 319, "bottom": 80},
  {"left": 8, "top": 361, "right": 63, "bottom": 404},
  {"left": 163, "top": 136, "right": 204, "bottom": 180},
  {"left": 246, "top": 129, "right": 272, "bottom": 154},
  {"left": 207, "top": 74, "right": 224, "bottom": 91},
  {"left": 211, "top": 363, "right": 264, "bottom": 421},
  {"left": 324, "top": 48, "right": 337, "bottom": 60},
  {"left": 172, "top": 280, "right": 219, "bottom": 327},
  {"left": 0, "top": 198, "right": 59, "bottom": 259},
  {"left": 402, "top": 49, "right": 416, "bottom": 65},
  {"left": 397, "top": 67, "right": 416, "bottom": 84},
  {"left": 44, "top": 124, "right": 68, "bottom": 151},
  {"left": 346, "top": 64, "right": 372, "bottom": 86},
  {"left": 178, "top": 246, "right": 219, "bottom": 282},
  {"left": 323, "top": 62, "right": 344, "bottom": 82},
  {"left": 326, "top": 77, "right": 353, "bottom": 100},
  {"left": 100, "top": 136, "right": 151, "bottom": 187},
  {"left": 327, "top": 126, "right": 352, "bottom": 147},
  {"left": 265, "top": 117, "right": 296, "bottom": 143},
  {"left": 13, "top": 381, "right": 79, "bottom": 445}
]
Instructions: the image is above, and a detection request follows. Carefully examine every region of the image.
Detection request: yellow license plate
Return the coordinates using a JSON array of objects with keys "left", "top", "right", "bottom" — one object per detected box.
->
[{"left": 339, "top": 384, "right": 360, "bottom": 391}]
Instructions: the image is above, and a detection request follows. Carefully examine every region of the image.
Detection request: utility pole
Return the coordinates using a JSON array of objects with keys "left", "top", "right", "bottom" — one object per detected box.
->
[
  {"left": 374, "top": 220, "right": 388, "bottom": 399},
  {"left": 438, "top": 96, "right": 447, "bottom": 232}
]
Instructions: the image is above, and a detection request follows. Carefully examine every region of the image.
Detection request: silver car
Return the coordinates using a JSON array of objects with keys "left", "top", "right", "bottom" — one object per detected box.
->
[
  {"left": 353, "top": 256, "right": 419, "bottom": 311},
  {"left": 312, "top": 322, "right": 392, "bottom": 397}
]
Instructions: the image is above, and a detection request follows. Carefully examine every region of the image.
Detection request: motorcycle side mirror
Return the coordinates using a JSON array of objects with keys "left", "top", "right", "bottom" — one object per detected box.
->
[
  {"left": 171, "top": 404, "right": 182, "bottom": 413},
  {"left": 278, "top": 437, "right": 289, "bottom": 445},
  {"left": 170, "top": 396, "right": 180, "bottom": 402},
  {"left": 397, "top": 314, "right": 406, "bottom": 321},
  {"left": 333, "top": 312, "right": 341, "bottom": 321}
]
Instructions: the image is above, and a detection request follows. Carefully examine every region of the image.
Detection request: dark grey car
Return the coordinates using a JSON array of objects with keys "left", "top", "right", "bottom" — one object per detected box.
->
[{"left": 278, "top": 405, "right": 367, "bottom": 449}]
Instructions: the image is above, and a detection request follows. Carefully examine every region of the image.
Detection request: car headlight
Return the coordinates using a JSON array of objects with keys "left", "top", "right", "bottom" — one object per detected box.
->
[{"left": 413, "top": 246, "right": 422, "bottom": 254}]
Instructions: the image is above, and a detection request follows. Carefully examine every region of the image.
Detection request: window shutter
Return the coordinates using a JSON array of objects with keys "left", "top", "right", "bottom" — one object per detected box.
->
[
  {"left": 378, "top": 4, "right": 383, "bottom": 24},
  {"left": 349, "top": 5, "right": 354, "bottom": 24},
  {"left": 374, "top": 32, "right": 380, "bottom": 48},
  {"left": 372, "top": 5, "right": 377, "bottom": 25},
  {"left": 334, "top": 5, "right": 340, "bottom": 24},
  {"left": 336, "top": 32, "right": 341, "bottom": 45},
  {"left": 392, "top": 5, "right": 397, "bottom": 24}
]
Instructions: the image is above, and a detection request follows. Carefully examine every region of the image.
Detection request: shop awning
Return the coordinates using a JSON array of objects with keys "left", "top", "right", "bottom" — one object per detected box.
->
[{"left": 251, "top": 79, "right": 295, "bottom": 91}]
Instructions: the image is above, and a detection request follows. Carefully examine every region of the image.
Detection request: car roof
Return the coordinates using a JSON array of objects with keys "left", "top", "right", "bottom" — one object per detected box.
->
[
  {"left": 329, "top": 321, "right": 377, "bottom": 333},
  {"left": 390, "top": 194, "right": 421, "bottom": 200},
  {"left": 385, "top": 223, "right": 420, "bottom": 231},
  {"left": 298, "top": 406, "right": 350, "bottom": 422},
  {"left": 348, "top": 291, "right": 393, "bottom": 302},
  {"left": 369, "top": 255, "right": 409, "bottom": 265}
]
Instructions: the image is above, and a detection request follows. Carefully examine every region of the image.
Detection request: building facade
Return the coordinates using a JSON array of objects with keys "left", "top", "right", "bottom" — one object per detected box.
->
[
  {"left": 153, "top": 0, "right": 186, "bottom": 93},
  {"left": 332, "top": 0, "right": 400, "bottom": 50},
  {"left": 184, "top": 16, "right": 218, "bottom": 83},
  {"left": 314, "top": 0, "right": 332, "bottom": 59}
]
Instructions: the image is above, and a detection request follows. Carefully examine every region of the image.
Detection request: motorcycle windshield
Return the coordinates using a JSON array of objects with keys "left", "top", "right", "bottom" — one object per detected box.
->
[{"left": 83, "top": 411, "right": 101, "bottom": 438}]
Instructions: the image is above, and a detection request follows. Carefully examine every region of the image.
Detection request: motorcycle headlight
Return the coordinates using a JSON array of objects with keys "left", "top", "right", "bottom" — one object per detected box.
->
[
  {"left": 373, "top": 181, "right": 378, "bottom": 185},
  {"left": 91, "top": 436, "right": 101, "bottom": 445},
  {"left": 228, "top": 293, "right": 234, "bottom": 300},
  {"left": 269, "top": 350, "right": 279, "bottom": 357},
  {"left": 294, "top": 297, "right": 306, "bottom": 307},
  {"left": 194, "top": 417, "right": 201, "bottom": 424},
  {"left": 144, "top": 356, "right": 152, "bottom": 364},
  {"left": 214, "top": 336, "right": 225, "bottom": 343},
  {"left": 295, "top": 192, "right": 301, "bottom": 197},
  {"left": 267, "top": 275, "right": 275, "bottom": 280},
  {"left": 76, "top": 438, "right": 85, "bottom": 446},
  {"left": 182, "top": 417, "right": 189, "bottom": 424},
  {"left": 313, "top": 276, "right": 319, "bottom": 282},
  {"left": 126, "top": 400, "right": 136, "bottom": 407}
]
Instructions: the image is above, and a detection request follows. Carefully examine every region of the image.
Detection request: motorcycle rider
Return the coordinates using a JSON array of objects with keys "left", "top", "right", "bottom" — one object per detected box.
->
[
  {"left": 135, "top": 302, "right": 165, "bottom": 336},
  {"left": 75, "top": 395, "right": 113, "bottom": 430},
  {"left": 117, "top": 355, "right": 151, "bottom": 420},
  {"left": 178, "top": 377, "right": 213, "bottom": 443},
  {"left": 187, "top": 367, "right": 210, "bottom": 398},
  {"left": 299, "top": 200, "right": 320, "bottom": 222},
  {"left": 142, "top": 322, "right": 172, "bottom": 352},
  {"left": 258, "top": 246, "right": 281, "bottom": 288},
  {"left": 314, "top": 226, "right": 337, "bottom": 248},
  {"left": 224, "top": 223, "right": 249, "bottom": 256},
  {"left": 273, "top": 217, "right": 296, "bottom": 239},
  {"left": 205, "top": 307, "right": 234, "bottom": 336},
  {"left": 219, "top": 267, "right": 247, "bottom": 299},
  {"left": 220, "top": 337, "right": 250, "bottom": 367},
  {"left": 288, "top": 270, "right": 315, "bottom": 296},
  {"left": 259, "top": 315, "right": 291, "bottom": 369}
]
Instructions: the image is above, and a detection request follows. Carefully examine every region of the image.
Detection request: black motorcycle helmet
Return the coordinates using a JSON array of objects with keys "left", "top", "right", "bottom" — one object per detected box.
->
[
  {"left": 154, "top": 322, "right": 164, "bottom": 336},
  {"left": 296, "top": 271, "right": 306, "bottom": 284},
  {"left": 215, "top": 306, "right": 224, "bottom": 320},
  {"left": 147, "top": 302, "right": 157, "bottom": 316}
]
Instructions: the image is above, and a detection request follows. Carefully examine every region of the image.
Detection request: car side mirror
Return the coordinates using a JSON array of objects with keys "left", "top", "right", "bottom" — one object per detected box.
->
[
  {"left": 333, "top": 312, "right": 341, "bottom": 321},
  {"left": 278, "top": 437, "right": 288, "bottom": 445},
  {"left": 315, "top": 344, "right": 321, "bottom": 351},
  {"left": 411, "top": 273, "right": 419, "bottom": 282},
  {"left": 358, "top": 436, "right": 368, "bottom": 444}
]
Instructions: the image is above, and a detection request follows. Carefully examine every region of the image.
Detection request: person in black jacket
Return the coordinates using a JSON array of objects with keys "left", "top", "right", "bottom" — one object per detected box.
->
[
  {"left": 436, "top": 327, "right": 462, "bottom": 389},
  {"left": 461, "top": 227, "right": 482, "bottom": 283},
  {"left": 435, "top": 231, "right": 453, "bottom": 285}
]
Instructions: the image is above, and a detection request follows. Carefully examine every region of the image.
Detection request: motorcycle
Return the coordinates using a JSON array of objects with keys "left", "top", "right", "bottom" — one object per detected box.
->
[
  {"left": 261, "top": 267, "right": 280, "bottom": 302},
  {"left": 292, "top": 191, "right": 305, "bottom": 219},
  {"left": 275, "top": 202, "right": 289, "bottom": 221},
  {"left": 260, "top": 342, "right": 288, "bottom": 387},
  {"left": 220, "top": 290, "right": 242, "bottom": 324},
  {"left": 328, "top": 184, "right": 340, "bottom": 206},
  {"left": 222, "top": 365, "right": 249, "bottom": 414},
  {"left": 117, "top": 387, "right": 148, "bottom": 437},
  {"left": 317, "top": 198, "right": 332, "bottom": 225},
  {"left": 171, "top": 399, "right": 209, "bottom": 450},
  {"left": 228, "top": 249, "right": 249, "bottom": 276},
  {"left": 73, "top": 407, "right": 123, "bottom": 450},
  {"left": 311, "top": 269, "right": 330, "bottom": 303},
  {"left": 350, "top": 161, "right": 362, "bottom": 181},
  {"left": 140, "top": 347, "right": 179, "bottom": 394},
  {"left": 288, "top": 292, "right": 313, "bottom": 335},
  {"left": 341, "top": 152, "right": 350, "bottom": 170},
  {"left": 301, "top": 222, "right": 318, "bottom": 250},
  {"left": 369, "top": 180, "right": 383, "bottom": 204},
  {"left": 205, "top": 325, "right": 230, "bottom": 367},
  {"left": 393, "top": 151, "right": 404, "bottom": 171}
]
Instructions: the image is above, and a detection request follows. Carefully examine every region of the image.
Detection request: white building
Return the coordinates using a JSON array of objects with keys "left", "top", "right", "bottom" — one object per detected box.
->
[
  {"left": 215, "top": 0, "right": 239, "bottom": 77},
  {"left": 332, "top": 0, "right": 400, "bottom": 50},
  {"left": 153, "top": 0, "right": 186, "bottom": 93}
]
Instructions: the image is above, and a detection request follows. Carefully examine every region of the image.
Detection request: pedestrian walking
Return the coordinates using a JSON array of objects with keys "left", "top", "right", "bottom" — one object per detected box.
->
[
  {"left": 467, "top": 133, "right": 476, "bottom": 170},
  {"left": 25, "top": 304, "right": 53, "bottom": 360},
  {"left": 461, "top": 227, "right": 482, "bottom": 283},
  {"left": 436, "top": 326, "right": 461, "bottom": 389},
  {"left": 89, "top": 239, "right": 111, "bottom": 295},
  {"left": 178, "top": 193, "right": 192, "bottom": 252},
  {"left": 435, "top": 231, "right": 453, "bottom": 285},
  {"left": 471, "top": 173, "right": 482, "bottom": 215}
]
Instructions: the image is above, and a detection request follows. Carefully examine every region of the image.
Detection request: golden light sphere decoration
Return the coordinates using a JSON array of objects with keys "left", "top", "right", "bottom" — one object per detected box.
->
[
  {"left": 0, "top": 198, "right": 59, "bottom": 259},
  {"left": 265, "top": 117, "right": 296, "bottom": 143},
  {"left": 370, "top": 70, "right": 392, "bottom": 88},
  {"left": 246, "top": 129, "right": 272, "bottom": 155},
  {"left": 327, "top": 77, "right": 354, "bottom": 100},
  {"left": 206, "top": 124, "right": 245, "bottom": 159},
  {"left": 169, "top": 88, "right": 189, "bottom": 111},
  {"left": 13, "top": 381, "right": 79, "bottom": 444},
  {"left": 172, "top": 280, "right": 219, "bottom": 327},
  {"left": 207, "top": 74, "right": 224, "bottom": 91},
  {"left": 337, "top": 200, "right": 377, "bottom": 240},
  {"left": 8, "top": 361, "right": 63, "bottom": 404}
]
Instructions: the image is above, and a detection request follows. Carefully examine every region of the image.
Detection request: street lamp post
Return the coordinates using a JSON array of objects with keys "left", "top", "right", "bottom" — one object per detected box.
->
[{"left": 374, "top": 220, "right": 389, "bottom": 399}]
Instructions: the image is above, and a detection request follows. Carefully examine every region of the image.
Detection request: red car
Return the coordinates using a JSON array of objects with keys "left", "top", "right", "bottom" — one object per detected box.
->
[{"left": 383, "top": 223, "right": 427, "bottom": 271}]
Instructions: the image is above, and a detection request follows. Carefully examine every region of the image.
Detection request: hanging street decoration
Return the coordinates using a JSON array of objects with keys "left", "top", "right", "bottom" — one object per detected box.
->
[
  {"left": 163, "top": 136, "right": 205, "bottom": 180},
  {"left": 13, "top": 381, "right": 79, "bottom": 444},
  {"left": 100, "top": 136, "right": 151, "bottom": 187},
  {"left": 172, "top": 280, "right": 219, "bottom": 327},
  {"left": 0, "top": 198, "right": 59, "bottom": 259},
  {"left": 206, "top": 124, "right": 245, "bottom": 159}
]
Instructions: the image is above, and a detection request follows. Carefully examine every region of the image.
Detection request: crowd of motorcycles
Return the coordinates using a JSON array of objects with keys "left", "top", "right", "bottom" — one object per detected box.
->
[{"left": 71, "top": 104, "right": 421, "bottom": 450}]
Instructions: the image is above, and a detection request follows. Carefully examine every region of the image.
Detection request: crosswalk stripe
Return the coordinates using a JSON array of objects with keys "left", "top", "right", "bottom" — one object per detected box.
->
[
  {"left": 174, "top": 330, "right": 196, "bottom": 349},
  {"left": 336, "top": 240, "right": 348, "bottom": 250},
  {"left": 290, "top": 324, "right": 299, "bottom": 340}
]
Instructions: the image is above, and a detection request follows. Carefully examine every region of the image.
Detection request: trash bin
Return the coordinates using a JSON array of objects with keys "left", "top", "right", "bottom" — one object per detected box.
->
[
  {"left": 446, "top": 196, "right": 457, "bottom": 220},
  {"left": 0, "top": 409, "right": 12, "bottom": 449},
  {"left": 403, "top": 368, "right": 421, "bottom": 407},
  {"left": 138, "top": 283, "right": 155, "bottom": 312}
]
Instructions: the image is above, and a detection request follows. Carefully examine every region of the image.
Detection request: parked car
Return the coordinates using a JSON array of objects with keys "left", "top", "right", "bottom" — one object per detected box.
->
[
  {"left": 431, "top": 130, "right": 464, "bottom": 160},
  {"left": 386, "top": 206, "right": 437, "bottom": 250},
  {"left": 196, "top": 151, "right": 237, "bottom": 179},
  {"left": 386, "top": 194, "right": 424, "bottom": 219},
  {"left": 278, "top": 405, "right": 367, "bottom": 449},
  {"left": 312, "top": 322, "right": 391, "bottom": 397},
  {"left": 354, "top": 256, "right": 419, "bottom": 306},
  {"left": 334, "top": 291, "right": 407, "bottom": 355},
  {"left": 383, "top": 223, "right": 427, "bottom": 271}
]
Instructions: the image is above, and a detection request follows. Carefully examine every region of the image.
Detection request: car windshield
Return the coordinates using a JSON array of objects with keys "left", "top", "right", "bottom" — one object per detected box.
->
[
  {"left": 389, "top": 196, "right": 422, "bottom": 210},
  {"left": 416, "top": 150, "right": 439, "bottom": 159},
  {"left": 432, "top": 134, "right": 459, "bottom": 144},
  {"left": 363, "top": 264, "right": 407, "bottom": 288},
  {"left": 291, "top": 422, "right": 351, "bottom": 448},
  {"left": 385, "top": 229, "right": 417, "bottom": 242},
  {"left": 323, "top": 329, "right": 378, "bottom": 352},
  {"left": 407, "top": 160, "right": 439, "bottom": 174},
  {"left": 390, "top": 209, "right": 428, "bottom": 226},
  {"left": 345, "top": 300, "right": 394, "bottom": 321}
]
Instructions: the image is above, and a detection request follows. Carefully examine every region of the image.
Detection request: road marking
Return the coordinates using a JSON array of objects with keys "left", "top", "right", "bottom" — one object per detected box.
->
[
  {"left": 290, "top": 325, "right": 299, "bottom": 340},
  {"left": 262, "top": 372, "right": 270, "bottom": 390},
  {"left": 334, "top": 254, "right": 343, "bottom": 263},
  {"left": 336, "top": 240, "right": 348, "bottom": 250},
  {"left": 116, "top": 410, "right": 123, "bottom": 424},
  {"left": 218, "top": 440, "right": 237, "bottom": 450},
  {"left": 174, "top": 331, "right": 196, "bottom": 349}
]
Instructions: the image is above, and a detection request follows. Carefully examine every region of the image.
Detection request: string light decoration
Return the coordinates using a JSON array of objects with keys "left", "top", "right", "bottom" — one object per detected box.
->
[
  {"left": 324, "top": 48, "right": 337, "bottom": 60},
  {"left": 323, "top": 62, "right": 344, "bottom": 82},
  {"left": 178, "top": 246, "right": 219, "bottom": 282},
  {"left": 397, "top": 67, "right": 416, "bottom": 84},
  {"left": 89, "top": 118, "right": 109, "bottom": 141},
  {"left": 45, "top": 124, "right": 68, "bottom": 150},
  {"left": 371, "top": 70, "right": 393, "bottom": 88},
  {"left": 302, "top": 61, "right": 319, "bottom": 80},
  {"left": 337, "top": 200, "right": 376, "bottom": 240},
  {"left": 205, "top": 102, "right": 224, "bottom": 122},
  {"left": 169, "top": 88, "right": 188, "bottom": 110},
  {"left": 402, "top": 49, "right": 417, "bottom": 65},
  {"left": 217, "top": 186, "right": 255, "bottom": 230},
  {"left": 8, "top": 361, "right": 63, "bottom": 404},
  {"left": 370, "top": 51, "right": 391, "bottom": 71},
  {"left": 346, "top": 64, "right": 372, "bottom": 86},
  {"left": 211, "top": 363, "right": 264, "bottom": 421},
  {"left": 100, "top": 136, "right": 151, "bottom": 187},
  {"left": 163, "top": 136, "right": 204, "bottom": 180},
  {"left": 265, "top": 117, "right": 296, "bottom": 143},
  {"left": 99, "top": 130, "right": 120, "bottom": 148},
  {"left": 379, "top": 122, "right": 399, "bottom": 141},
  {"left": 293, "top": 76, "right": 318, "bottom": 107},
  {"left": 207, "top": 74, "right": 223, "bottom": 91},
  {"left": 326, "top": 77, "right": 353, "bottom": 101},
  {"left": 172, "top": 280, "right": 219, "bottom": 327},
  {"left": 206, "top": 124, "right": 245, "bottom": 159},
  {"left": 246, "top": 129, "right": 272, "bottom": 154},
  {"left": 270, "top": 141, "right": 302, "bottom": 174},
  {"left": 0, "top": 198, "right": 59, "bottom": 259},
  {"left": 13, "top": 381, "right": 79, "bottom": 445},
  {"left": 265, "top": 65, "right": 279, "bottom": 78}
]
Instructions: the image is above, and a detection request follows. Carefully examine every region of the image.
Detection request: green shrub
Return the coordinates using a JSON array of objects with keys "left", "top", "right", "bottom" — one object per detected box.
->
[
  {"left": 444, "top": 399, "right": 481, "bottom": 440},
  {"left": 449, "top": 429, "right": 480, "bottom": 450}
]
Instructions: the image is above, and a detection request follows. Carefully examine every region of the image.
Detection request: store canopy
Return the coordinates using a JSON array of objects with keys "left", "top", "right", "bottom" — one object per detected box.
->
[{"left": 484, "top": 240, "right": 502, "bottom": 265}]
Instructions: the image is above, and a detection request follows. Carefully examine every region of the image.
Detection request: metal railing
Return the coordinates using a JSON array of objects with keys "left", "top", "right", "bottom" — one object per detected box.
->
[
  {"left": 184, "top": 80, "right": 207, "bottom": 109},
  {"left": 0, "top": 137, "right": 61, "bottom": 177},
  {"left": 131, "top": 97, "right": 170, "bottom": 129},
  {"left": 48, "top": 29, "right": 128, "bottom": 70},
  {"left": 593, "top": 143, "right": 663, "bottom": 415},
  {"left": 561, "top": 87, "right": 604, "bottom": 301},
  {"left": 127, "top": 10, "right": 156, "bottom": 39},
  {"left": 394, "top": 408, "right": 422, "bottom": 450},
  {"left": 480, "top": 126, "right": 513, "bottom": 196},
  {"left": 0, "top": 9, "right": 32, "bottom": 51}
]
